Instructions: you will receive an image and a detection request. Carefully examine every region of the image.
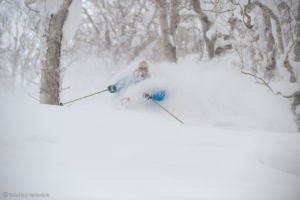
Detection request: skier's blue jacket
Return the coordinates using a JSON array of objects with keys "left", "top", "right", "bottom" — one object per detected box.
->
[{"left": 109, "top": 75, "right": 165, "bottom": 101}]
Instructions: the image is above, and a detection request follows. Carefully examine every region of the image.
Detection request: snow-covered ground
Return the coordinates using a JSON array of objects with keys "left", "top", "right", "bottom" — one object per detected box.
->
[{"left": 1, "top": 55, "right": 300, "bottom": 200}]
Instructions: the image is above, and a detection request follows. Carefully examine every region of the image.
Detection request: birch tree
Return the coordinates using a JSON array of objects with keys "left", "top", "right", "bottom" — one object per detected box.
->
[
  {"left": 192, "top": 0, "right": 217, "bottom": 59},
  {"left": 40, "top": 0, "right": 73, "bottom": 105},
  {"left": 155, "top": 0, "right": 177, "bottom": 63},
  {"left": 295, "top": 4, "right": 300, "bottom": 61}
]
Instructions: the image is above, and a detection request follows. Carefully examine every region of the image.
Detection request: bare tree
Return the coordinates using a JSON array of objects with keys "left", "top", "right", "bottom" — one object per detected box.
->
[
  {"left": 277, "top": 2, "right": 293, "bottom": 46},
  {"left": 76, "top": 0, "right": 160, "bottom": 64},
  {"left": 0, "top": 0, "right": 40, "bottom": 91},
  {"left": 155, "top": 0, "right": 177, "bottom": 63},
  {"left": 295, "top": 4, "right": 300, "bottom": 61},
  {"left": 292, "top": 92, "right": 300, "bottom": 131},
  {"left": 192, "top": 0, "right": 216, "bottom": 59},
  {"left": 243, "top": 1, "right": 284, "bottom": 78},
  {"left": 245, "top": 1, "right": 284, "bottom": 54},
  {"left": 40, "top": 0, "right": 73, "bottom": 105}
]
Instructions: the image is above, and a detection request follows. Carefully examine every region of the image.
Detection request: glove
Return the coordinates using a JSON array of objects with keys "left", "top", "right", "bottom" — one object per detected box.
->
[
  {"left": 144, "top": 93, "right": 152, "bottom": 100},
  {"left": 108, "top": 85, "right": 117, "bottom": 93}
]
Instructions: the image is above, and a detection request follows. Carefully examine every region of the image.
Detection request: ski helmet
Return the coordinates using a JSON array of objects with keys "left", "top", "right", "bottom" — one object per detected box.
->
[
  {"left": 135, "top": 60, "right": 149, "bottom": 80},
  {"left": 138, "top": 61, "right": 148, "bottom": 73}
]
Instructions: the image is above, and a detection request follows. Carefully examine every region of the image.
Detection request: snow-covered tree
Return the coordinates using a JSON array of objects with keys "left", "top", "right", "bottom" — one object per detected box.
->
[
  {"left": 39, "top": 0, "right": 73, "bottom": 105},
  {"left": 155, "top": 0, "right": 178, "bottom": 63},
  {"left": 295, "top": 3, "right": 300, "bottom": 61},
  {"left": 0, "top": 0, "right": 40, "bottom": 92}
]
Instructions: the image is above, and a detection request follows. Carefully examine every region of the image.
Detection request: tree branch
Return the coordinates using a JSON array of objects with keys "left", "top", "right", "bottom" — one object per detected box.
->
[{"left": 234, "top": 47, "right": 293, "bottom": 98}]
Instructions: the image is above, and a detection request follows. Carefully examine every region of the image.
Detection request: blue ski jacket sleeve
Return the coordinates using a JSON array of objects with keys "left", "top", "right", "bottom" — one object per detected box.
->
[
  {"left": 151, "top": 91, "right": 166, "bottom": 101},
  {"left": 109, "top": 76, "right": 134, "bottom": 93},
  {"left": 109, "top": 74, "right": 166, "bottom": 101}
]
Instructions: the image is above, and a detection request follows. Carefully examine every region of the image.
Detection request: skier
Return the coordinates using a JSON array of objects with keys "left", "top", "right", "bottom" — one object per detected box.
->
[{"left": 107, "top": 61, "right": 166, "bottom": 102}]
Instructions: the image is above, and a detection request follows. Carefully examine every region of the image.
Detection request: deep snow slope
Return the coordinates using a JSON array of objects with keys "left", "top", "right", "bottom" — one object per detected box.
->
[
  {"left": 62, "top": 55, "right": 297, "bottom": 132},
  {"left": 1, "top": 55, "right": 300, "bottom": 200},
  {"left": 1, "top": 94, "right": 300, "bottom": 200}
]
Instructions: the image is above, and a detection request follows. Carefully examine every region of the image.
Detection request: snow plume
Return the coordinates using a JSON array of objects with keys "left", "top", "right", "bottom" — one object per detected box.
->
[
  {"left": 151, "top": 55, "right": 295, "bottom": 132},
  {"left": 60, "top": 54, "right": 296, "bottom": 132}
]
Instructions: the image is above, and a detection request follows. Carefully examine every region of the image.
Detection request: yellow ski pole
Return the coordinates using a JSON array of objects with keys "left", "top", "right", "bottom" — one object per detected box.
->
[
  {"left": 152, "top": 99, "right": 184, "bottom": 124},
  {"left": 60, "top": 89, "right": 108, "bottom": 106}
]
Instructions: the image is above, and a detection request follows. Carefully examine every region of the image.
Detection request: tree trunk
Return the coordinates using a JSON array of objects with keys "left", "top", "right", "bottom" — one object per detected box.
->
[
  {"left": 292, "top": 91, "right": 300, "bottom": 131},
  {"left": 245, "top": 1, "right": 285, "bottom": 78},
  {"left": 277, "top": 2, "right": 293, "bottom": 47},
  {"left": 192, "top": 0, "right": 215, "bottom": 59},
  {"left": 295, "top": 4, "right": 300, "bottom": 61},
  {"left": 246, "top": 1, "right": 284, "bottom": 54},
  {"left": 40, "top": 0, "right": 72, "bottom": 105},
  {"left": 263, "top": 12, "right": 275, "bottom": 52},
  {"left": 169, "top": 0, "right": 179, "bottom": 42},
  {"left": 262, "top": 12, "right": 276, "bottom": 75},
  {"left": 156, "top": 0, "right": 177, "bottom": 63}
]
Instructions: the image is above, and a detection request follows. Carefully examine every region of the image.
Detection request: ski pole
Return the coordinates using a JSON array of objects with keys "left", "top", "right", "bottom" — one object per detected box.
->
[
  {"left": 60, "top": 89, "right": 108, "bottom": 106},
  {"left": 152, "top": 99, "right": 184, "bottom": 124}
]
